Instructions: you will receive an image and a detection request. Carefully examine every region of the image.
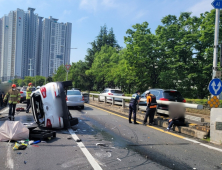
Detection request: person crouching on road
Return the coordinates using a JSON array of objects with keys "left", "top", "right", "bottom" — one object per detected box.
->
[
  {"left": 143, "top": 91, "right": 157, "bottom": 126},
  {"left": 26, "top": 82, "right": 33, "bottom": 113},
  {"left": 129, "top": 90, "right": 141, "bottom": 124},
  {"left": 3, "top": 84, "right": 21, "bottom": 121}
]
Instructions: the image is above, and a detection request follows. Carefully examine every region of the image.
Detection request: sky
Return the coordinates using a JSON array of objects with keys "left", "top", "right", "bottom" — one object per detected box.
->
[{"left": 0, "top": 0, "right": 214, "bottom": 63}]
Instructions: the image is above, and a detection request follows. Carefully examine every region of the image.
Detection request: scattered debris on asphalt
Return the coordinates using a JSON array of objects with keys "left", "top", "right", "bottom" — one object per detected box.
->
[
  {"left": 28, "top": 140, "right": 34, "bottom": 145},
  {"left": 96, "top": 143, "right": 107, "bottom": 147},
  {"left": 32, "top": 140, "right": 41, "bottom": 144},
  {"left": 16, "top": 107, "right": 25, "bottom": 111},
  {"left": 17, "top": 152, "right": 22, "bottom": 154},
  {"left": 0, "top": 121, "right": 29, "bottom": 142},
  {"left": 67, "top": 135, "right": 72, "bottom": 139},
  {"left": 75, "top": 139, "right": 81, "bottom": 142},
  {"left": 117, "top": 158, "right": 121, "bottom": 161},
  {"left": 13, "top": 142, "right": 27, "bottom": 150},
  {"left": 32, "top": 145, "right": 39, "bottom": 147},
  {"left": 24, "top": 161, "right": 27, "bottom": 164}
]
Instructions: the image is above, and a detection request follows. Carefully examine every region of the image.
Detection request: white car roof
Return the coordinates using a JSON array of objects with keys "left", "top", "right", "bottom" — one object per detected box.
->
[{"left": 104, "top": 88, "right": 122, "bottom": 90}]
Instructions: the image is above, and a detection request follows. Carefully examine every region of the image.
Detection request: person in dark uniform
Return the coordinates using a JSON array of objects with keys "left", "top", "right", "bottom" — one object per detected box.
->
[
  {"left": 143, "top": 91, "right": 157, "bottom": 126},
  {"left": 129, "top": 90, "right": 141, "bottom": 124}
]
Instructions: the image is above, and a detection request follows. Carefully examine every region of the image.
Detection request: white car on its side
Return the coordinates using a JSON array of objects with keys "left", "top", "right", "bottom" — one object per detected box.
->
[{"left": 30, "top": 81, "right": 78, "bottom": 129}]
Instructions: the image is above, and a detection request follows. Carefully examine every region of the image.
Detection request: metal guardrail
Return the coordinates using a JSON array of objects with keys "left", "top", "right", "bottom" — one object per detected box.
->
[{"left": 89, "top": 93, "right": 203, "bottom": 110}]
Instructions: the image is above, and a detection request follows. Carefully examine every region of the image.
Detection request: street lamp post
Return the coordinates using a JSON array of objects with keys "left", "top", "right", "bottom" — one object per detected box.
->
[{"left": 60, "top": 46, "right": 77, "bottom": 81}]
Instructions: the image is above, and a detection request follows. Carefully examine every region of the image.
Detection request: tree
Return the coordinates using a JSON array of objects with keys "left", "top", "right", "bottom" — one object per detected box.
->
[
  {"left": 53, "top": 66, "right": 66, "bottom": 82},
  {"left": 47, "top": 76, "right": 53, "bottom": 82},
  {"left": 123, "top": 22, "right": 163, "bottom": 92},
  {"left": 86, "top": 45, "right": 119, "bottom": 90}
]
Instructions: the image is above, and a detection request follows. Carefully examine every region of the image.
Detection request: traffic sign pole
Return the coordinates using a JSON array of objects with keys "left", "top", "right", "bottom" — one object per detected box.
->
[
  {"left": 213, "top": 8, "right": 220, "bottom": 79},
  {"left": 65, "top": 65, "right": 71, "bottom": 81}
]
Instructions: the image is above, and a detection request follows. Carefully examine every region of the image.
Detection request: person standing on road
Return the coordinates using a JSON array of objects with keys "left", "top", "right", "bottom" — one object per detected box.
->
[
  {"left": 143, "top": 91, "right": 157, "bottom": 126},
  {"left": 26, "top": 82, "right": 33, "bottom": 113},
  {"left": 129, "top": 90, "right": 141, "bottom": 124},
  {"left": 3, "top": 84, "right": 21, "bottom": 121}
]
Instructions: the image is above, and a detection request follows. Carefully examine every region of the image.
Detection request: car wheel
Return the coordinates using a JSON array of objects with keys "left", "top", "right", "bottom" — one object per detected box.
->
[{"left": 81, "top": 106, "right": 84, "bottom": 110}]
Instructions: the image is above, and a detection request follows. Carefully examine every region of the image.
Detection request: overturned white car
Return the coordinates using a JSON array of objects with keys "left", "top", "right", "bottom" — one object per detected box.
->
[{"left": 30, "top": 81, "right": 78, "bottom": 129}]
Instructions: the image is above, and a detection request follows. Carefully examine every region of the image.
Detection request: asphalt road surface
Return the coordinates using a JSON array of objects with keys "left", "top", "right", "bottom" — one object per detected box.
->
[{"left": 0, "top": 103, "right": 222, "bottom": 170}]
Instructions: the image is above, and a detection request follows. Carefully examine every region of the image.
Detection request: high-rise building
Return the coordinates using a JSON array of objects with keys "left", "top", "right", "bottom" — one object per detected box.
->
[
  {"left": 0, "top": 9, "right": 25, "bottom": 81},
  {"left": 0, "top": 7, "right": 72, "bottom": 81}
]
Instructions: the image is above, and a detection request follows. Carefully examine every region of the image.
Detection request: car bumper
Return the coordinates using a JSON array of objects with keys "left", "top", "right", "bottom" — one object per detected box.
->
[
  {"left": 20, "top": 96, "right": 26, "bottom": 102},
  {"left": 66, "top": 101, "right": 84, "bottom": 107}
]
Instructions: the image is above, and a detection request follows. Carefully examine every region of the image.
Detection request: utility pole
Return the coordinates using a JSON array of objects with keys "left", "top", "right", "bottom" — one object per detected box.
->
[{"left": 213, "top": 9, "right": 220, "bottom": 79}]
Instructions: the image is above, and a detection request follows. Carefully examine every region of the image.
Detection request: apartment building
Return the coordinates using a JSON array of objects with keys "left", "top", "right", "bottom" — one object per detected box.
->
[{"left": 0, "top": 7, "right": 72, "bottom": 81}]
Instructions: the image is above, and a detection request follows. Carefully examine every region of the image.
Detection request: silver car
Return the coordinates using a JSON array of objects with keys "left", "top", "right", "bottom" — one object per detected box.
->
[
  {"left": 100, "top": 88, "right": 124, "bottom": 102},
  {"left": 66, "top": 90, "right": 84, "bottom": 109}
]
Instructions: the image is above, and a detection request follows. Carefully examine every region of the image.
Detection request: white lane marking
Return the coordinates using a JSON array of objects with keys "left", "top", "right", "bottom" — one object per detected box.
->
[
  {"left": 5, "top": 144, "right": 14, "bottom": 169},
  {"left": 68, "top": 128, "right": 103, "bottom": 170},
  {"left": 184, "top": 138, "right": 222, "bottom": 153},
  {"left": 87, "top": 105, "right": 222, "bottom": 154},
  {"left": 200, "top": 143, "right": 222, "bottom": 153},
  {"left": 184, "top": 138, "right": 200, "bottom": 144}
]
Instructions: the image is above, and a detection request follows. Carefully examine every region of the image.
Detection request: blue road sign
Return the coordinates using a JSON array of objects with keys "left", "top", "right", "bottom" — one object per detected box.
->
[
  {"left": 209, "top": 78, "right": 222, "bottom": 95},
  {"left": 212, "top": 0, "right": 222, "bottom": 9}
]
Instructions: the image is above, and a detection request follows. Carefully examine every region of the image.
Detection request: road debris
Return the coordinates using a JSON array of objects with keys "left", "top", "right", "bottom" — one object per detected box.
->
[
  {"left": 13, "top": 142, "right": 27, "bottom": 150},
  {"left": 96, "top": 143, "right": 107, "bottom": 147},
  {"left": 28, "top": 141, "right": 34, "bottom": 145},
  {"left": 0, "top": 121, "right": 29, "bottom": 142},
  {"left": 75, "top": 139, "right": 81, "bottom": 142},
  {"left": 67, "top": 135, "right": 72, "bottom": 139},
  {"left": 117, "top": 158, "right": 121, "bottom": 161},
  {"left": 24, "top": 161, "right": 27, "bottom": 164},
  {"left": 32, "top": 140, "right": 41, "bottom": 144}
]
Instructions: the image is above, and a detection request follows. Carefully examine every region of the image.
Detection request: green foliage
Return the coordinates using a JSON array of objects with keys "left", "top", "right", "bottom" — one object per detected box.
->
[{"left": 52, "top": 10, "right": 221, "bottom": 99}]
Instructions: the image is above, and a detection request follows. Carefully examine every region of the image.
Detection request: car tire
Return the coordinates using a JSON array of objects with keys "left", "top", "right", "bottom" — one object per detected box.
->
[{"left": 81, "top": 106, "right": 84, "bottom": 110}]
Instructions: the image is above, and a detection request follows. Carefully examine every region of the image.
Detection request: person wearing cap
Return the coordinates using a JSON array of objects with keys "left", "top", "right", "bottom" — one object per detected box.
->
[
  {"left": 143, "top": 91, "right": 157, "bottom": 126},
  {"left": 26, "top": 82, "right": 33, "bottom": 113},
  {"left": 129, "top": 90, "right": 141, "bottom": 124},
  {"left": 3, "top": 84, "right": 21, "bottom": 121}
]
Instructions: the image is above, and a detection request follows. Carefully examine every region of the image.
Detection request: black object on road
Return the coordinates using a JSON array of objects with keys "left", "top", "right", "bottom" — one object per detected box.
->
[{"left": 29, "top": 130, "right": 56, "bottom": 141}]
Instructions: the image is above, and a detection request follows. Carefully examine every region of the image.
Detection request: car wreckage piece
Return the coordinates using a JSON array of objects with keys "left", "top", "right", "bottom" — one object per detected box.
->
[{"left": 30, "top": 81, "right": 78, "bottom": 129}]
